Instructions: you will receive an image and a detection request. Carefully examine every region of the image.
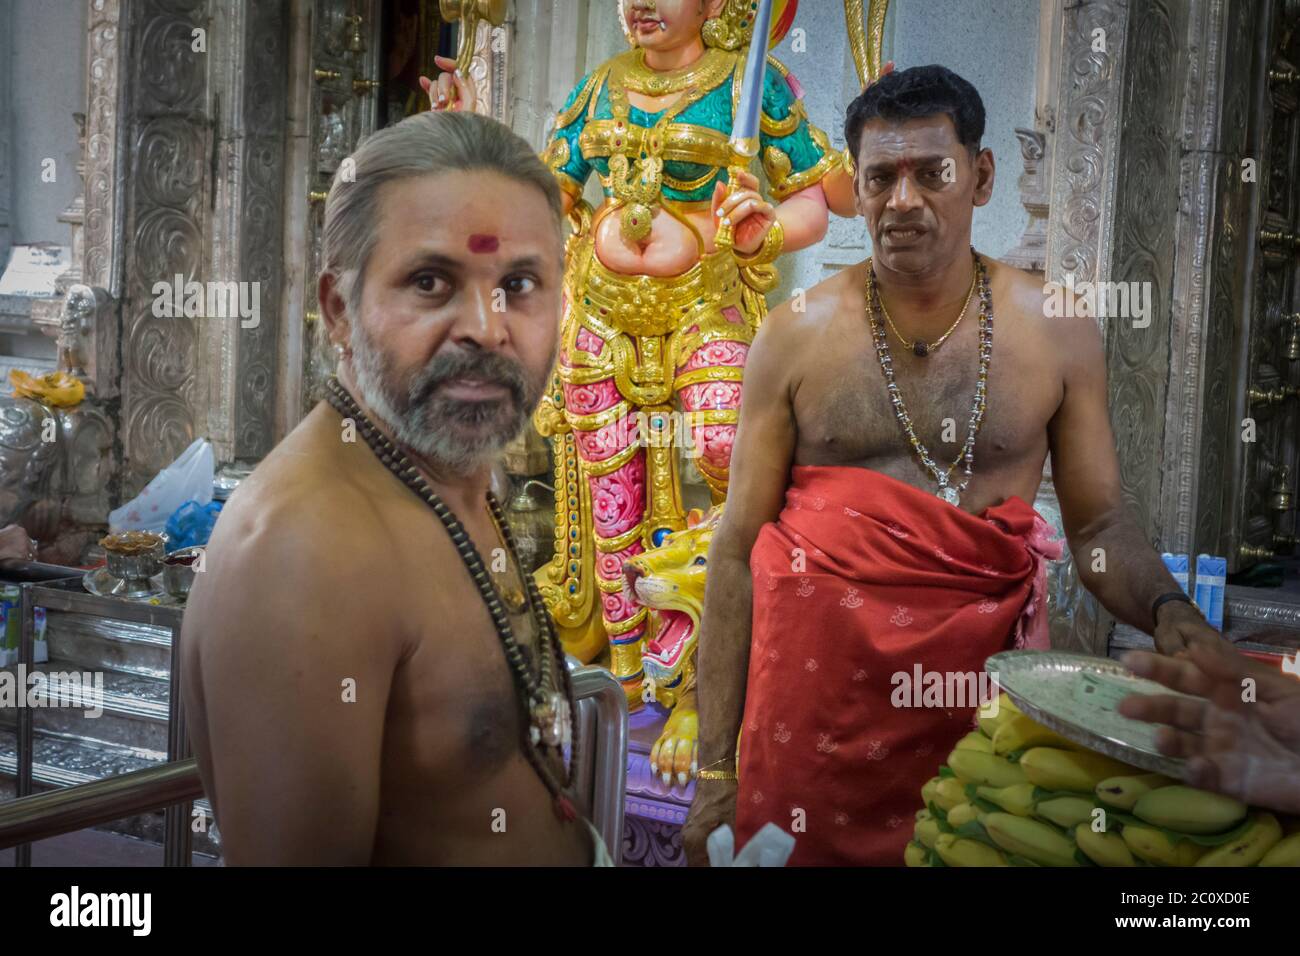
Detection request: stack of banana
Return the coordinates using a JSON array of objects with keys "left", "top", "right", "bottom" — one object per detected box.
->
[{"left": 905, "top": 693, "right": 1300, "bottom": 867}]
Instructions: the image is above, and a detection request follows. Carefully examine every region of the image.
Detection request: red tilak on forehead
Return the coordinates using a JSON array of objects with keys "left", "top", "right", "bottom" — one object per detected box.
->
[{"left": 467, "top": 234, "right": 499, "bottom": 254}]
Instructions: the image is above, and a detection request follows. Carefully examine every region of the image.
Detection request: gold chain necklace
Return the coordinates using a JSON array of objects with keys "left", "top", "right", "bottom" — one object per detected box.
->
[
  {"left": 877, "top": 263, "right": 978, "bottom": 358},
  {"left": 866, "top": 252, "right": 993, "bottom": 508}
]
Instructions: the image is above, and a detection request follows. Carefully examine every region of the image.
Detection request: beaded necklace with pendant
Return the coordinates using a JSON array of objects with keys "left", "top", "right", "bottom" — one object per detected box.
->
[
  {"left": 325, "top": 377, "right": 578, "bottom": 820},
  {"left": 865, "top": 251, "right": 993, "bottom": 509}
]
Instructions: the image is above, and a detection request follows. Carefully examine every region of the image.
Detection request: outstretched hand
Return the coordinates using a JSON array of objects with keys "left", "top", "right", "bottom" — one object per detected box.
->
[
  {"left": 1118, "top": 642, "right": 1300, "bottom": 814},
  {"left": 419, "top": 54, "right": 477, "bottom": 112}
]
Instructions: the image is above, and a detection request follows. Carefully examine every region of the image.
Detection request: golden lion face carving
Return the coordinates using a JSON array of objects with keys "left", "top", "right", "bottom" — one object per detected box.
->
[{"left": 622, "top": 505, "right": 722, "bottom": 698}]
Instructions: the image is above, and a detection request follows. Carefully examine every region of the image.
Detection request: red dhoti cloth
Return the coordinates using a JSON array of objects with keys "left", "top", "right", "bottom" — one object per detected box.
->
[{"left": 735, "top": 466, "right": 1062, "bottom": 866}]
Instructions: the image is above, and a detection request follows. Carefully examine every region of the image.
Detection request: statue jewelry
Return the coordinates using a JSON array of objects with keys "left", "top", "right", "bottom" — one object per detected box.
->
[
  {"left": 865, "top": 251, "right": 992, "bottom": 508},
  {"left": 606, "top": 49, "right": 735, "bottom": 243},
  {"left": 324, "top": 377, "right": 578, "bottom": 819},
  {"left": 877, "top": 261, "right": 977, "bottom": 357}
]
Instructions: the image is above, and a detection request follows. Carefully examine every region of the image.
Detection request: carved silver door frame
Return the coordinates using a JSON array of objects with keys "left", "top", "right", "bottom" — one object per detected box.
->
[{"left": 276, "top": 2, "right": 512, "bottom": 432}]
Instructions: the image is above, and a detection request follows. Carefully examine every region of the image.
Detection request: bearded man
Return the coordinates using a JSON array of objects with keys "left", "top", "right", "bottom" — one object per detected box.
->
[
  {"left": 182, "top": 110, "right": 606, "bottom": 865},
  {"left": 684, "top": 65, "right": 1225, "bottom": 866}
]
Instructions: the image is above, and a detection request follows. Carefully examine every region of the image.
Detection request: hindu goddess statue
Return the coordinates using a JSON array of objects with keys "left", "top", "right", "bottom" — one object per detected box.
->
[{"left": 530, "top": 0, "right": 857, "bottom": 728}]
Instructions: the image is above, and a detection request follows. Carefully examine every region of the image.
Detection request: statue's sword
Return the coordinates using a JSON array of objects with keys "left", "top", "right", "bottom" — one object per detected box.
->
[{"left": 713, "top": 0, "right": 776, "bottom": 253}]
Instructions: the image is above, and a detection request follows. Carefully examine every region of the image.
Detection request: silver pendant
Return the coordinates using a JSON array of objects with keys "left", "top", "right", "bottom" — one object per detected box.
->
[
  {"left": 532, "top": 692, "right": 572, "bottom": 749},
  {"left": 937, "top": 485, "right": 961, "bottom": 507}
]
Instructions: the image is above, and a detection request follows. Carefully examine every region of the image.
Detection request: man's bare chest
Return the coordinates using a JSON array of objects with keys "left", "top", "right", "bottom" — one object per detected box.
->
[
  {"left": 380, "top": 505, "right": 555, "bottom": 782},
  {"left": 792, "top": 316, "right": 1060, "bottom": 473}
]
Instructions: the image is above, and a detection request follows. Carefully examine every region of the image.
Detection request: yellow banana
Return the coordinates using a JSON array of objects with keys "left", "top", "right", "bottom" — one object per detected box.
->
[
  {"left": 1133, "top": 785, "right": 1248, "bottom": 835},
  {"left": 976, "top": 783, "right": 1038, "bottom": 817},
  {"left": 977, "top": 691, "right": 1021, "bottom": 739},
  {"left": 921, "top": 776, "right": 942, "bottom": 807},
  {"left": 1259, "top": 831, "right": 1300, "bottom": 867},
  {"left": 904, "top": 841, "right": 929, "bottom": 867},
  {"left": 915, "top": 815, "right": 941, "bottom": 850},
  {"left": 1036, "top": 795, "right": 1098, "bottom": 829},
  {"left": 1121, "top": 825, "right": 1207, "bottom": 866},
  {"left": 1095, "top": 772, "right": 1176, "bottom": 811},
  {"left": 984, "top": 812, "right": 1080, "bottom": 867},
  {"left": 955, "top": 730, "right": 995, "bottom": 754},
  {"left": 992, "top": 713, "right": 1078, "bottom": 755},
  {"left": 1075, "top": 824, "right": 1135, "bottom": 866},
  {"left": 947, "top": 802, "right": 980, "bottom": 828},
  {"left": 948, "top": 749, "right": 1029, "bottom": 788},
  {"left": 1196, "top": 813, "right": 1282, "bottom": 867},
  {"left": 1019, "top": 747, "right": 1137, "bottom": 793},
  {"left": 934, "top": 832, "right": 1009, "bottom": 867},
  {"left": 934, "top": 777, "right": 969, "bottom": 812}
]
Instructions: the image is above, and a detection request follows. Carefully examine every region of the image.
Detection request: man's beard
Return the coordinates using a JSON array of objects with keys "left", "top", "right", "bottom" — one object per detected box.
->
[{"left": 348, "top": 320, "right": 545, "bottom": 475}]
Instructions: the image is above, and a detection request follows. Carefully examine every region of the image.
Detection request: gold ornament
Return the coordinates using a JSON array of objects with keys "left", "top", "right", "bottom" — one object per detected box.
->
[
  {"left": 604, "top": 51, "right": 733, "bottom": 243},
  {"left": 702, "top": 0, "right": 758, "bottom": 50},
  {"left": 734, "top": 217, "right": 785, "bottom": 267}
]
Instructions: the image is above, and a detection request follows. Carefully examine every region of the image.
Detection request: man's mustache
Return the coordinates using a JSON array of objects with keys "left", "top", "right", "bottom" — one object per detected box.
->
[{"left": 408, "top": 349, "right": 529, "bottom": 407}]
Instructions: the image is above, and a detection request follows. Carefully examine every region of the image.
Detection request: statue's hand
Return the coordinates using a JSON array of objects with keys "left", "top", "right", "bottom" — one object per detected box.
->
[
  {"left": 419, "top": 54, "right": 477, "bottom": 112},
  {"left": 712, "top": 172, "right": 776, "bottom": 256}
]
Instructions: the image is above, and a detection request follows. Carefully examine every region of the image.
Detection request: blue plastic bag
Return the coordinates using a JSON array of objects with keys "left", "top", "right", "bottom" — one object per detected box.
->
[{"left": 164, "top": 499, "right": 224, "bottom": 551}]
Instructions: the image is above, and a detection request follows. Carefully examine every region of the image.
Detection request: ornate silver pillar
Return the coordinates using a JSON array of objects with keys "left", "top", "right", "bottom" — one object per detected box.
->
[{"left": 1042, "top": 0, "right": 1134, "bottom": 654}]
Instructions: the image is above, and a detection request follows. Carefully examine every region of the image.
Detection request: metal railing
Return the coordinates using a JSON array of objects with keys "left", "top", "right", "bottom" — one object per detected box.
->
[
  {"left": 0, "top": 557, "right": 628, "bottom": 865},
  {"left": 566, "top": 664, "right": 629, "bottom": 861},
  {"left": 0, "top": 759, "right": 204, "bottom": 851}
]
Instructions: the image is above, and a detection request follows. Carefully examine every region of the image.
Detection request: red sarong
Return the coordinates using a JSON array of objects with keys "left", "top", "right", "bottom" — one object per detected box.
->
[{"left": 734, "top": 466, "right": 1062, "bottom": 866}]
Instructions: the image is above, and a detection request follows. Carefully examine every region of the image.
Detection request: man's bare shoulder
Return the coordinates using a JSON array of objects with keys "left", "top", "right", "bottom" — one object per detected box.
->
[
  {"left": 188, "top": 404, "right": 401, "bottom": 654},
  {"left": 214, "top": 405, "right": 384, "bottom": 560},
  {"left": 764, "top": 261, "right": 862, "bottom": 341},
  {"left": 989, "top": 258, "right": 1104, "bottom": 366}
]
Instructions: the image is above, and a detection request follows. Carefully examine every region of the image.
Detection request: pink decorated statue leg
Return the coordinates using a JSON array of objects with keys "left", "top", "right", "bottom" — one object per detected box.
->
[
  {"left": 676, "top": 330, "right": 749, "bottom": 501},
  {"left": 563, "top": 350, "right": 650, "bottom": 701}
]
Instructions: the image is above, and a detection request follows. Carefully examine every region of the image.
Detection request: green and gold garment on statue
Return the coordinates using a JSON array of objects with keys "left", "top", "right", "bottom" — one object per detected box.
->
[{"left": 545, "top": 49, "right": 839, "bottom": 207}]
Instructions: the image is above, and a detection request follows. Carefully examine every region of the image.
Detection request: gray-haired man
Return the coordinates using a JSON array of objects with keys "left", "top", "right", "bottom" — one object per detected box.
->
[{"left": 182, "top": 110, "right": 604, "bottom": 865}]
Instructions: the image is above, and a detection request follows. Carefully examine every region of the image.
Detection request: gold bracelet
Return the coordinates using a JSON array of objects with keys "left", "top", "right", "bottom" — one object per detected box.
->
[
  {"left": 697, "top": 755, "right": 737, "bottom": 779},
  {"left": 697, "top": 769, "right": 738, "bottom": 782},
  {"left": 734, "top": 217, "right": 785, "bottom": 267}
]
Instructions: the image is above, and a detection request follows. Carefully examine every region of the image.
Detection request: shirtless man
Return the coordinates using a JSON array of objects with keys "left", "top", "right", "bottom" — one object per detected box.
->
[
  {"left": 182, "top": 109, "right": 599, "bottom": 865},
  {"left": 683, "top": 65, "right": 1224, "bottom": 865}
]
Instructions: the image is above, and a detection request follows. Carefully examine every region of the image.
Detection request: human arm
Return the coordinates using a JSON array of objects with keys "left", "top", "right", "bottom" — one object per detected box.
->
[
  {"left": 681, "top": 303, "right": 799, "bottom": 865},
  {"left": 0, "top": 524, "right": 35, "bottom": 561},
  {"left": 1046, "top": 311, "right": 1222, "bottom": 654},
  {"left": 180, "top": 501, "right": 402, "bottom": 864}
]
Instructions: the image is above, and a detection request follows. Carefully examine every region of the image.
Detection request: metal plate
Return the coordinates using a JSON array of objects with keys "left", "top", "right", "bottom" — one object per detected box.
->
[{"left": 985, "top": 650, "right": 1189, "bottom": 778}]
